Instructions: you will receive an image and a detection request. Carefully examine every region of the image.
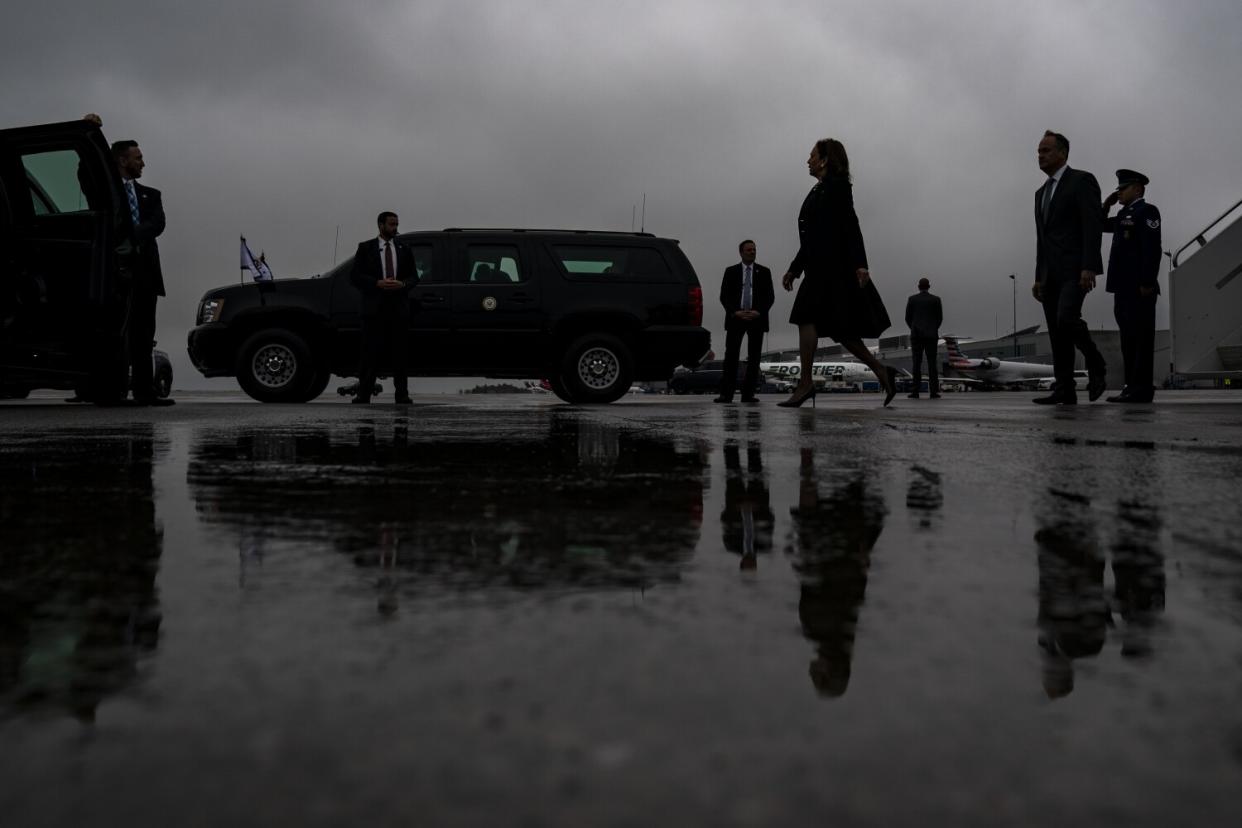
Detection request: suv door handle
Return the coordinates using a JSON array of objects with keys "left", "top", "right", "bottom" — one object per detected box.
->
[
  {"left": 419, "top": 293, "right": 445, "bottom": 304},
  {"left": 509, "top": 293, "right": 534, "bottom": 304}
]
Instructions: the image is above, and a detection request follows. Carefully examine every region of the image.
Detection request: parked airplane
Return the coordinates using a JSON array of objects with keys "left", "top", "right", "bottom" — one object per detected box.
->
[
  {"left": 942, "top": 336, "right": 1055, "bottom": 387},
  {"left": 758, "top": 359, "right": 892, "bottom": 387}
]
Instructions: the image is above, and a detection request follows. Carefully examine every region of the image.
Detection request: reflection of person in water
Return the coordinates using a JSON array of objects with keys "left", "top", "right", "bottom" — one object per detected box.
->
[
  {"left": 1034, "top": 472, "right": 1166, "bottom": 698},
  {"left": 1035, "top": 489, "right": 1107, "bottom": 699},
  {"left": 0, "top": 427, "right": 162, "bottom": 722},
  {"left": 720, "top": 442, "right": 774, "bottom": 570},
  {"left": 787, "top": 447, "right": 887, "bottom": 697}
]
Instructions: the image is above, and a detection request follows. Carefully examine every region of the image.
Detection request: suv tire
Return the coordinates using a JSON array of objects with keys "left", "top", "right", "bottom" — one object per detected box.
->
[
  {"left": 560, "top": 333, "right": 633, "bottom": 404},
  {"left": 546, "top": 373, "right": 575, "bottom": 404},
  {"left": 300, "top": 367, "right": 332, "bottom": 402},
  {"left": 236, "top": 329, "right": 315, "bottom": 403}
]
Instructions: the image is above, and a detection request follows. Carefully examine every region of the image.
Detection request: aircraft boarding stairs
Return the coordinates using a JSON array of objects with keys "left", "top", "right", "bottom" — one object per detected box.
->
[{"left": 1171, "top": 197, "right": 1242, "bottom": 379}]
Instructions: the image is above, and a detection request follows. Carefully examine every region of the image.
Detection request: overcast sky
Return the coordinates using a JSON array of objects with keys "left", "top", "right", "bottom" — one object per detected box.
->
[{"left": 5, "top": 0, "right": 1242, "bottom": 388}]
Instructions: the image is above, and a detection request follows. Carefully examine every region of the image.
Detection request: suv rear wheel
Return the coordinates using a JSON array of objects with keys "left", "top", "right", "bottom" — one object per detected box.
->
[
  {"left": 560, "top": 333, "right": 633, "bottom": 404},
  {"left": 236, "top": 329, "right": 315, "bottom": 403}
]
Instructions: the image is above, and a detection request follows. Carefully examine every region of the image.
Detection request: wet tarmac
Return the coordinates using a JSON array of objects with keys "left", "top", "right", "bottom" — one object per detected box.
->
[{"left": 2, "top": 391, "right": 1241, "bottom": 826}]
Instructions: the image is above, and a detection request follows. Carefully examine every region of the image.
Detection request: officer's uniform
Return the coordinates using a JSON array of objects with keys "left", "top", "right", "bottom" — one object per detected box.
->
[{"left": 1102, "top": 169, "right": 1161, "bottom": 402}]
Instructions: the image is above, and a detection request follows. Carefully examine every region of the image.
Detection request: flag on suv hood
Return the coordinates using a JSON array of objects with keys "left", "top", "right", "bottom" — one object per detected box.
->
[{"left": 240, "top": 236, "right": 274, "bottom": 281}]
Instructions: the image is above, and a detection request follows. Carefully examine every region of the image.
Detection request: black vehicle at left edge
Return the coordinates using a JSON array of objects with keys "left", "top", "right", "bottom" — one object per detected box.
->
[
  {"left": 188, "top": 229, "right": 711, "bottom": 404},
  {"left": 1, "top": 118, "right": 172, "bottom": 400}
]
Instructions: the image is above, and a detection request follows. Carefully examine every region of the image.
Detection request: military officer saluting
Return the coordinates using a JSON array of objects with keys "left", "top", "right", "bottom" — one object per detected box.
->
[{"left": 1102, "top": 169, "right": 1162, "bottom": 403}]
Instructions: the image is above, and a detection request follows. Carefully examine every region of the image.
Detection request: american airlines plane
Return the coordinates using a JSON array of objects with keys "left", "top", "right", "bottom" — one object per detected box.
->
[{"left": 943, "top": 336, "right": 1056, "bottom": 387}]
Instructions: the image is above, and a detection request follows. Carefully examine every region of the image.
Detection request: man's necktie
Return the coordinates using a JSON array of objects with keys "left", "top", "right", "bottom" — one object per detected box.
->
[
  {"left": 742, "top": 266, "right": 752, "bottom": 310},
  {"left": 1041, "top": 178, "right": 1055, "bottom": 221},
  {"left": 126, "top": 181, "right": 140, "bottom": 225},
  {"left": 384, "top": 242, "right": 394, "bottom": 280}
]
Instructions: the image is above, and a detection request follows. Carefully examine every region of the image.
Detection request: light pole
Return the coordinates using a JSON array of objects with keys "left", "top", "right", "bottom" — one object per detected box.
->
[{"left": 1008, "top": 274, "right": 1017, "bottom": 356}]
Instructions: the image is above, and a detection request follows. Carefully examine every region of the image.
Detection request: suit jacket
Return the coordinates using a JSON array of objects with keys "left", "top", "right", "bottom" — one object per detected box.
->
[
  {"left": 787, "top": 176, "right": 868, "bottom": 279},
  {"left": 125, "top": 181, "right": 166, "bottom": 297},
  {"left": 1103, "top": 199, "right": 1162, "bottom": 296},
  {"left": 350, "top": 239, "right": 418, "bottom": 315},
  {"left": 720, "top": 262, "right": 775, "bottom": 332},
  {"left": 904, "top": 291, "right": 942, "bottom": 339},
  {"left": 1035, "top": 167, "right": 1104, "bottom": 284}
]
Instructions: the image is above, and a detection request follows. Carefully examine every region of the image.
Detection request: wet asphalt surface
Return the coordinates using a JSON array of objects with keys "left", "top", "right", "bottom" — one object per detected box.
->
[{"left": 2, "top": 390, "right": 1241, "bottom": 827}]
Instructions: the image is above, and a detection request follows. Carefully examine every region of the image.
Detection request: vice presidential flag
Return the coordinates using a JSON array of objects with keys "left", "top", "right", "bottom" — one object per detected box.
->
[{"left": 240, "top": 236, "right": 274, "bottom": 282}]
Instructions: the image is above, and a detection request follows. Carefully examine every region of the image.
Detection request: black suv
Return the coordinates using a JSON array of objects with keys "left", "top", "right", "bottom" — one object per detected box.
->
[
  {"left": 188, "top": 229, "right": 710, "bottom": 404},
  {"left": 1, "top": 119, "right": 167, "bottom": 400}
]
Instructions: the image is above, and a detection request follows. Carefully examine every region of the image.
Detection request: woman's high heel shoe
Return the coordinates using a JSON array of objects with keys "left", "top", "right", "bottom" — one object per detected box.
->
[
  {"left": 778, "top": 385, "right": 818, "bottom": 408},
  {"left": 882, "top": 367, "right": 898, "bottom": 407}
]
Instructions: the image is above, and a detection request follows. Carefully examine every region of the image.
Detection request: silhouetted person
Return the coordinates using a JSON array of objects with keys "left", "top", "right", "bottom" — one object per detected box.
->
[
  {"left": 1102, "top": 169, "right": 1162, "bottom": 403},
  {"left": 904, "top": 277, "right": 943, "bottom": 398},
  {"left": 351, "top": 211, "right": 418, "bottom": 404},
  {"left": 720, "top": 441, "right": 774, "bottom": 570},
  {"left": 1031, "top": 130, "right": 1107, "bottom": 405},
  {"left": 788, "top": 448, "right": 886, "bottom": 697},
  {"left": 715, "top": 239, "right": 775, "bottom": 404},
  {"left": 780, "top": 138, "right": 895, "bottom": 408},
  {"left": 107, "top": 127, "right": 173, "bottom": 406}
]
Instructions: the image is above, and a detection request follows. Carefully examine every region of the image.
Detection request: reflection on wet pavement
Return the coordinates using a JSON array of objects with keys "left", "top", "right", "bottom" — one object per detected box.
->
[
  {"left": 788, "top": 447, "right": 886, "bottom": 697},
  {"left": 188, "top": 413, "right": 707, "bottom": 601},
  {"left": 2, "top": 397, "right": 1241, "bottom": 825},
  {"left": 1, "top": 428, "right": 163, "bottom": 721}
]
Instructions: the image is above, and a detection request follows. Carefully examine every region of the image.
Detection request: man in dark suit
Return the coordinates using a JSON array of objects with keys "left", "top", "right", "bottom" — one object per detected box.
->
[
  {"left": 1102, "top": 169, "right": 1162, "bottom": 403},
  {"left": 904, "top": 277, "right": 943, "bottom": 398},
  {"left": 350, "top": 211, "right": 417, "bottom": 404},
  {"left": 715, "top": 239, "right": 775, "bottom": 403},
  {"left": 113, "top": 137, "right": 173, "bottom": 406},
  {"left": 1032, "top": 130, "right": 1107, "bottom": 405}
]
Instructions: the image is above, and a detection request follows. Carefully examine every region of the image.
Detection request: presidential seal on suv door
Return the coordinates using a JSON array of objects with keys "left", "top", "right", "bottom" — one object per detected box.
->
[{"left": 188, "top": 229, "right": 711, "bottom": 404}]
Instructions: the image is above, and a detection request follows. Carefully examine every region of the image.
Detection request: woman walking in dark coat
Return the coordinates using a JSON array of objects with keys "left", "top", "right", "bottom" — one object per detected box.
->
[{"left": 778, "top": 138, "right": 897, "bottom": 407}]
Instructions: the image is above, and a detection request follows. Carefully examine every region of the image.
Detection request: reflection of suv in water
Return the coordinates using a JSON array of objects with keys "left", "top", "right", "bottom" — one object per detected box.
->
[
  {"left": 1, "top": 119, "right": 171, "bottom": 400},
  {"left": 188, "top": 230, "right": 711, "bottom": 404}
]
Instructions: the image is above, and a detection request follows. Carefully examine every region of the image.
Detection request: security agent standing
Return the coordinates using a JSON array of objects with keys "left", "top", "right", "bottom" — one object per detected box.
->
[
  {"left": 715, "top": 239, "right": 775, "bottom": 403},
  {"left": 350, "top": 211, "right": 417, "bottom": 404},
  {"left": 1102, "top": 170, "right": 1161, "bottom": 403},
  {"left": 904, "top": 277, "right": 943, "bottom": 398},
  {"left": 112, "top": 133, "right": 174, "bottom": 405}
]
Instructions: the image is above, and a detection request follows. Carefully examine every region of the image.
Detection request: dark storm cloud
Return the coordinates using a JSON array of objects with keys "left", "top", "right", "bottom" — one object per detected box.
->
[{"left": 3, "top": 0, "right": 1241, "bottom": 385}]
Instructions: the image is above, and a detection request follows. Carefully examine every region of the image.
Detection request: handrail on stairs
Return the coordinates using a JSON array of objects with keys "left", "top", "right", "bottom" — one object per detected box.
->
[{"left": 1172, "top": 197, "right": 1242, "bottom": 268}]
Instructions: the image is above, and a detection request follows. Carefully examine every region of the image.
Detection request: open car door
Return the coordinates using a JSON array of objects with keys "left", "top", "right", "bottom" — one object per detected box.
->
[{"left": 0, "top": 119, "right": 126, "bottom": 394}]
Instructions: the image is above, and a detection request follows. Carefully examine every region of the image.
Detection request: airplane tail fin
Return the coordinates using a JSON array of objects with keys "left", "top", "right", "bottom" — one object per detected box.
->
[{"left": 943, "top": 336, "right": 971, "bottom": 366}]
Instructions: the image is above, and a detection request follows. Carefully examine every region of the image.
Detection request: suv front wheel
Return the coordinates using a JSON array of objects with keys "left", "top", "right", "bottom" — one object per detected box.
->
[
  {"left": 560, "top": 333, "right": 633, "bottom": 404},
  {"left": 236, "top": 328, "right": 315, "bottom": 403}
]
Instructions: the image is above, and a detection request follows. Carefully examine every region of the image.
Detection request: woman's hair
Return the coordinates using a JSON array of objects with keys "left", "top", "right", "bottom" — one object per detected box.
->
[{"left": 815, "top": 138, "right": 851, "bottom": 182}]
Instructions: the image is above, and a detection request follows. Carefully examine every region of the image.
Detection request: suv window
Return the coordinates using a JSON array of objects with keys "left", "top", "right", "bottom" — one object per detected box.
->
[
  {"left": 552, "top": 245, "right": 672, "bottom": 281},
  {"left": 464, "top": 245, "right": 523, "bottom": 284},
  {"left": 22, "top": 149, "right": 92, "bottom": 215}
]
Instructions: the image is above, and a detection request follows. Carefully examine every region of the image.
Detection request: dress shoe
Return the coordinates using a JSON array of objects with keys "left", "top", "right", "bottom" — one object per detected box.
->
[
  {"left": 882, "top": 367, "right": 899, "bottom": 407},
  {"left": 1087, "top": 370, "right": 1106, "bottom": 402},
  {"left": 1106, "top": 392, "right": 1130, "bottom": 403},
  {"left": 394, "top": 395, "right": 413, "bottom": 405},
  {"left": 1120, "top": 394, "right": 1154, "bottom": 404},
  {"left": 930, "top": 393, "right": 942, "bottom": 399},
  {"left": 777, "top": 386, "right": 817, "bottom": 408},
  {"left": 739, "top": 395, "right": 759, "bottom": 404},
  {"left": 907, "top": 392, "right": 920, "bottom": 399},
  {"left": 713, "top": 396, "right": 733, "bottom": 404},
  {"left": 1033, "top": 392, "right": 1077, "bottom": 405},
  {"left": 134, "top": 397, "right": 175, "bottom": 407}
]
